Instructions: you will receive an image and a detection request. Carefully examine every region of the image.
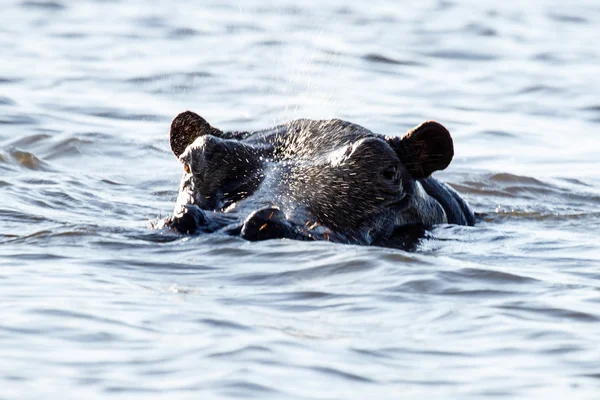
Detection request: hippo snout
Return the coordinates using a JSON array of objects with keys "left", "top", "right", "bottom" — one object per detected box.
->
[
  {"left": 241, "top": 208, "right": 295, "bottom": 241},
  {"left": 168, "top": 204, "right": 208, "bottom": 234}
]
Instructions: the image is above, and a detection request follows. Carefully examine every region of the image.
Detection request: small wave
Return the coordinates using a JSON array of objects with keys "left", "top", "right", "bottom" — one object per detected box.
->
[
  {"left": 20, "top": 1, "right": 65, "bottom": 10},
  {"left": 97, "top": 258, "right": 217, "bottom": 273},
  {"left": 580, "top": 373, "right": 600, "bottom": 380},
  {"left": 135, "top": 16, "right": 166, "bottom": 28},
  {"left": 198, "top": 318, "right": 251, "bottom": 331},
  {"left": 234, "top": 257, "right": 378, "bottom": 285},
  {"left": 126, "top": 71, "right": 213, "bottom": 95},
  {"left": 8, "top": 133, "right": 51, "bottom": 147},
  {"left": 453, "top": 173, "right": 600, "bottom": 209},
  {"left": 0, "top": 96, "right": 16, "bottom": 106},
  {"left": 168, "top": 27, "right": 205, "bottom": 38},
  {"left": 88, "top": 110, "right": 165, "bottom": 122},
  {"left": 441, "top": 267, "right": 538, "bottom": 284},
  {"left": 0, "top": 77, "right": 22, "bottom": 84},
  {"left": 44, "top": 136, "right": 95, "bottom": 160},
  {"left": 0, "top": 208, "right": 50, "bottom": 222},
  {"left": 4, "top": 252, "right": 69, "bottom": 261},
  {"left": 0, "top": 113, "right": 39, "bottom": 125},
  {"left": 40, "top": 103, "right": 167, "bottom": 122},
  {"left": 392, "top": 278, "right": 446, "bottom": 294},
  {"left": 208, "top": 345, "right": 272, "bottom": 361},
  {"left": 0, "top": 226, "right": 93, "bottom": 245},
  {"left": 276, "top": 290, "right": 339, "bottom": 300},
  {"left": 362, "top": 53, "right": 424, "bottom": 67},
  {"left": 128, "top": 230, "right": 182, "bottom": 243},
  {"left": 464, "top": 23, "right": 497, "bottom": 37},
  {"left": 497, "top": 302, "right": 600, "bottom": 323},
  {"left": 479, "top": 130, "right": 517, "bottom": 138},
  {"left": 307, "top": 365, "right": 375, "bottom": 383},
  {"left": 489, "top": 173, "right": 544, "bottom": 185},
  {"left": 425, "top": 50, "right": 496, "bottom": 61},
  {"left": 127, "top": 71, "right": 212, "bottom": 84},
  {"left": 215, "top": 380, "right": 280, "bottom": 397},
  {"left": 548, "top": 13, "right": 588, "bottom": 24},
  {"left": 488, "top": 209, "right": 600, "bottom": 222},
  {"left": 9, "top": 150, "right": 46, "bottom": 170},
  {"left": 581, "top": 105, "right": 600, "bottom": 113},
  {"left": 516, "top": 84, "right": 563, "bottom": 95},
  {"left": 559, "top": 177, "right": 593, "bottom": 187},
  {"left": 50, "top": 32, "right": 88, "bottom": 39},
  {"left": 254, "top": 39, "right": 283, "bottom": 47}
]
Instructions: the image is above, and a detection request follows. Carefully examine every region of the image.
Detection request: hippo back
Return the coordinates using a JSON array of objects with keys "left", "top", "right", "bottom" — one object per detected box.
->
[{"left": 419, "top": 177, "right": 475, "bottom": 226}]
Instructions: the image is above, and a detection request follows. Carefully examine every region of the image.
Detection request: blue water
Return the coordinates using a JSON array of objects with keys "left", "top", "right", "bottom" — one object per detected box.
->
[{"left": 2, "top": 0, "right": 600, "bottom": 398}]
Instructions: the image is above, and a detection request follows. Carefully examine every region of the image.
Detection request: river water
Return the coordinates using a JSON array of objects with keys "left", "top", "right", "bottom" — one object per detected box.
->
[{"left": 2, "top": 0, "right": 600, "bottom": 398}]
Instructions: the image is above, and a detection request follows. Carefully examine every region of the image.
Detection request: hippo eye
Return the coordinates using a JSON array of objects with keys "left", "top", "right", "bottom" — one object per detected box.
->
[
  {"left": 183, "top": 163, "right": 191, "bottom": 174},
  {"left": 382, "top": 166, "right": 397, "bottom": 180}
]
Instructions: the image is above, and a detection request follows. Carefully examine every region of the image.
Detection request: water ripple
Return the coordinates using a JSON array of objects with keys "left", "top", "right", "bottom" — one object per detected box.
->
[
  {"left": 497, "top": 302, "right": 600, "bottom": 323},
  {"left": 20, "top": 1, "right": 65, "bottom": 11},
  {"left": 2, "top": 1, "right": 600, "bottom": 398},
  {"left": 362, "top": 53, "right": 424, "bottom": 66}
]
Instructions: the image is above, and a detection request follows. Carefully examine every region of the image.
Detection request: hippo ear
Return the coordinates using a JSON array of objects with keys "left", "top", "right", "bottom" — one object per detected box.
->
[
  {"left": 387, "top": 121, "right": 454, "bottom": 180},
  {"left": 170, "top": 111, "right": 223, "bottom": 157}
]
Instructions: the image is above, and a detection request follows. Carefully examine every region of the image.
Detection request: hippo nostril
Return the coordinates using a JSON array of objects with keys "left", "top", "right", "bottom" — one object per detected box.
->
[
  {"left": 169, "top": 204, "right": 208, "bottom": 234},
  {"left": 382, "top": 166, "right": 397, "bottom": 181},
  {"left": 241, "top": 207, "right": 293, "bottom": 241}
]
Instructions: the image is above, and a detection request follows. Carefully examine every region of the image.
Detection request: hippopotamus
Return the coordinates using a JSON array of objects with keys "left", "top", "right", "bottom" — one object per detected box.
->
[{"left": 159, "top": 111, "right": 474, "bottom": 249}]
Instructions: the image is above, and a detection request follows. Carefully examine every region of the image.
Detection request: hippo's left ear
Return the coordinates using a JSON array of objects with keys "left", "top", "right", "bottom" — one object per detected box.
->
[
  {"left": 386, "top": 121, "right": 454, "bottom": 180},
  {"left": 170, "top": 111, "right": 223, "bottom": 158}
]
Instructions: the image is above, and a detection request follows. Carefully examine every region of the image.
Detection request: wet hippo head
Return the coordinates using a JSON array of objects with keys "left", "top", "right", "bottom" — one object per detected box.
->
[{"left": 162, "top": 111, "right": 474, "bottom": 249}]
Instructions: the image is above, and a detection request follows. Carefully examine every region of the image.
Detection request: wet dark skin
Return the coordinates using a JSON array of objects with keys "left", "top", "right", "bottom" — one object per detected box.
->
[{"left": 160, "top": 111, "right": 474, "bottom": 250}]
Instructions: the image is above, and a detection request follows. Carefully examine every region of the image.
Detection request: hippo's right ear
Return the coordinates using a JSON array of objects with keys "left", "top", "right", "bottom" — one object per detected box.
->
[
  {"left": 386, "top": 121, "right": 454, "bottom": 180},
  {"left": 170, "top": 111, "right": 223, "bottom": 158}
]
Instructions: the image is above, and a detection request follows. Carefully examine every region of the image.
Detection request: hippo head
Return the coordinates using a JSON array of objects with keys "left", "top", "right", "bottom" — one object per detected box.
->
[{"left": 162, "top": 111, "right": 462, "bottom": 249}]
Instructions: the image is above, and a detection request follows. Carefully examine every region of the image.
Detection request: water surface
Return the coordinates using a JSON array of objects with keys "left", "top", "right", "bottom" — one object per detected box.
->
[{"left": 2, "top": 0, "right": 600, "bottom": 399}]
